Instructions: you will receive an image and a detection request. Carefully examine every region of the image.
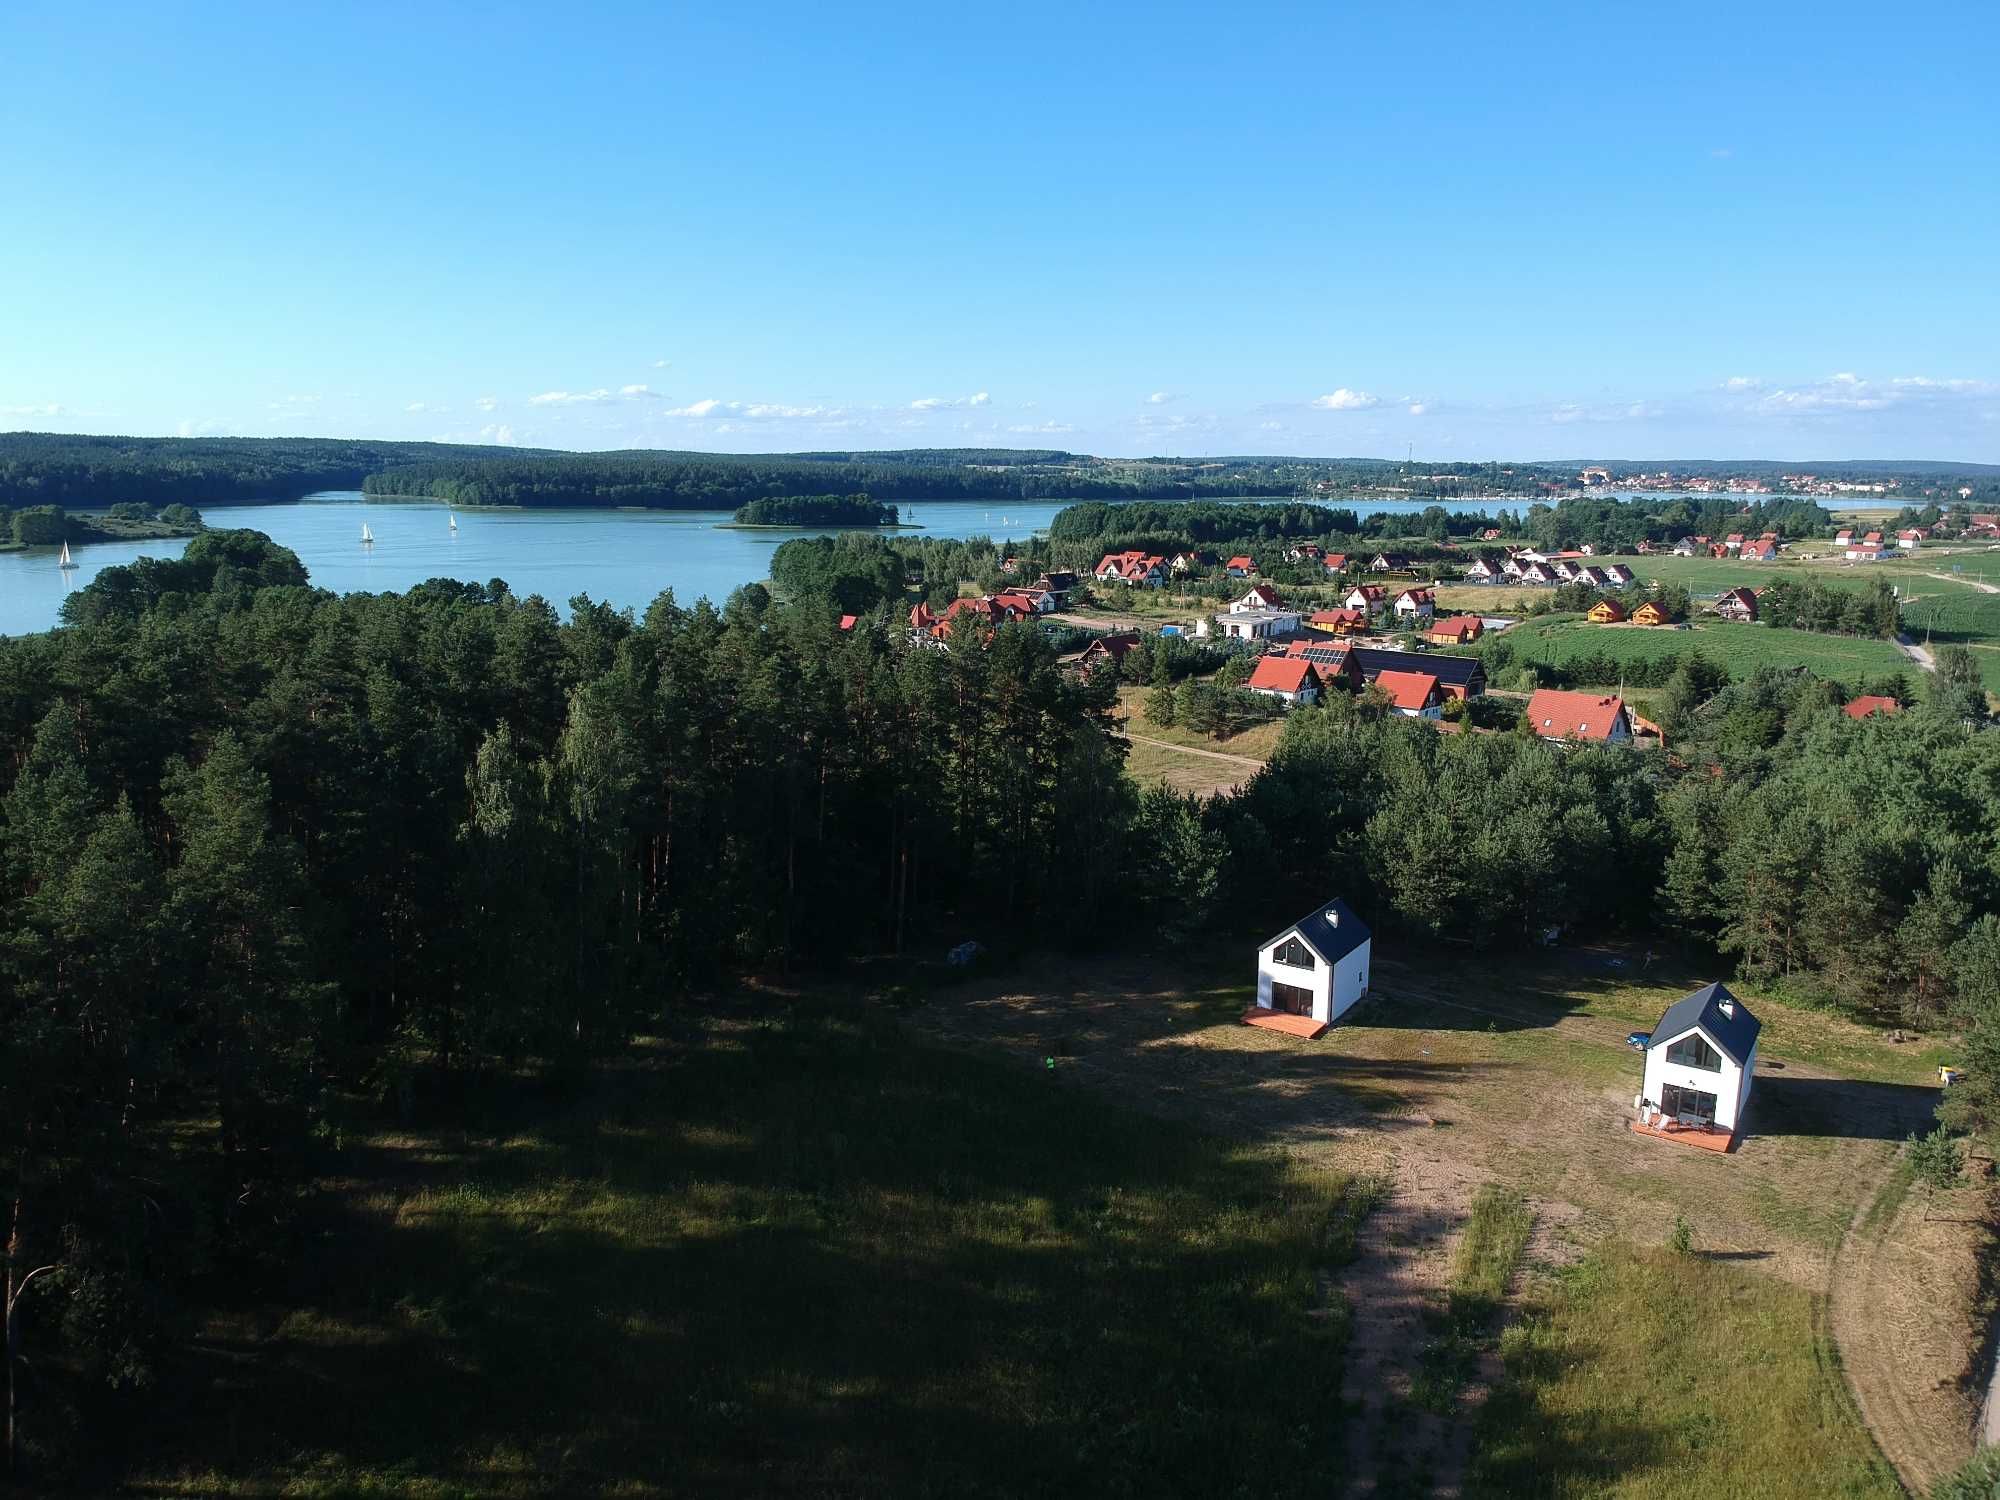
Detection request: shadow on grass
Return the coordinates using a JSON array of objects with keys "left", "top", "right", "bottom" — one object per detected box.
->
[
  {"left": 116, "top": 1002, "right": 1378, "bottom": 1498},
  {"left": 1751, "top": 1075, "right": 1940, "bottom": 1142}
]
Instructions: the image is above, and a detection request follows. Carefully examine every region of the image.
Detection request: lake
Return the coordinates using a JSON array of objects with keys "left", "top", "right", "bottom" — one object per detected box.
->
[{"left": 0, "top": 491, "right": 1522, "bottom": 637}]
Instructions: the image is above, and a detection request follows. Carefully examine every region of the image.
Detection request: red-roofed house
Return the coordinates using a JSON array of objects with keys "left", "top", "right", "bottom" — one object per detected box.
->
[
  {"left": 1714, "top": 587, "right": 1759, "bottom": 622},
  {"left": 1225, "top": 555, "right": 1258, "bottom": 577},
  {"left": 1526, "top": 689, "right": 1632, "bottom": 744},
  {"left": 1345, "top": 584, "right": 1388, "bottom": 616},
  {"left": 995, "top": 587, "right": 1054, "bottom": 615},
  {"left": 1740, "top": 538, "right": 1779, "bottom": 562},
  {"left": 837, "top": 614, "right": 859, "bottom": 632},
  {"left": 1897, "top": 529, "right": 1926, "bottom": 549},
  {"left": 1373, "top": 669, "right": 1443, "bottom": 719},
  {"left": 1246, "top": 656, "right": 1323, "bottom": 707},
  {"left": 1076, "top": 632, "right": 1140, "bottom": 672},
  {"left": 1427, "top": 614, "right": 1484, "bottom": 646},
  {"left": 1095, "top": 551, "right": 1168, "bottom": 587},
  {"left": 1480, "top": 528, "right": 1504, "bottom": 541},
  {"left": 1321, "top": 553, "right": 1350, "bottom": 575},
  {"left": 1232, "top": 583, "right": 1286, "bottom": 612},
  {"left": 1393, "top": 587, "right": 1436, "bottom": 623},
  {"left": 909, "top": 602, "right": 939, "bottom": 632},
  {"left": 1844, "top": 695, "right": 1902, "bottom": 720},
  {"left": 1309, "top": 607, "right": 1369, "bottom": 636},
  {"left": 1835, "top": 528, "right": 1856, "bottom": 546}
]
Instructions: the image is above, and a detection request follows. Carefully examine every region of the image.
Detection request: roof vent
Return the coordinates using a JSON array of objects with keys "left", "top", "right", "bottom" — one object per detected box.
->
[
  {"left": 1717, "top": 995, "right": 1734, "bottom": 1018},
  {"left": 1326, "top": 909, "right": 1340, "bottom": 926}
]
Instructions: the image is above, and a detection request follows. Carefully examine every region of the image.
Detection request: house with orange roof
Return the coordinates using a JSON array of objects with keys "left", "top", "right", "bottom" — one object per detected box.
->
[
  {"left": 1526, "top": 689, "right": 1632, "bottom": 744},
  {"left": 1373, "top": 669, "right": 1443, "bottom": 719},
  {"left": 1321, "top": 553, "right": 1350, "bottom": 575},
  {"left": 1245, "top": 656, "right": 1323, "bottom": 707},
  {"left": 1844, "top": 695, "right": 1902, "bottom": 720},
  {"left": 1225, "top": 554, "right": 1258, "bottom": 577},
  {"left": 1094, "top": 551, "right": 1168, "bottom": 587},
  {"left": 1309, "top": 607, "right": 1370, "bottom": 636},
  {"left": 1427, "top": 614, "right": 1483, "bottom": 646}
]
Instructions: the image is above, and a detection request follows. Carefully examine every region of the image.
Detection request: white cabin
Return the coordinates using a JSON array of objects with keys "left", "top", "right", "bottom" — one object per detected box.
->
[
  {"left": 1638, "top": 982, "right": 1759, "bottom": 1142},
  {"left": 1254, "top": 898, "right": 1372, "bottom": 1029}
]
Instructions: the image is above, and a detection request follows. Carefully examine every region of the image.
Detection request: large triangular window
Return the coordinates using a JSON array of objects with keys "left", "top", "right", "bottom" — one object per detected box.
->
[{"left": 1273, "top": 936, "right": 1316, "bottom": 971}]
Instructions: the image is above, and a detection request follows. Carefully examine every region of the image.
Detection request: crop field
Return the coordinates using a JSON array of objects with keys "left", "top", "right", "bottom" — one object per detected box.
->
[{"left": 1495, "top": 615, "right": 1912, "bottom": 687}]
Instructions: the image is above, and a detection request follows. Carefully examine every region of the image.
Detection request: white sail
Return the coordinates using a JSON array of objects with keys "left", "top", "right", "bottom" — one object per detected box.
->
[
  {"left": 361, "top": 523, "right": 374, "bottom": 544},
  {"left": 57, "top": 541, "right": 76, "bottom": 569},
  {"left": 449, "top": 512, "right": 458, "bottom": 530}
]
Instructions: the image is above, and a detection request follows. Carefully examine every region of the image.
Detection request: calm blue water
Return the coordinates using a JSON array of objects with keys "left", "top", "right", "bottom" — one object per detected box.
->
[{"left": 0, "top": 490, "right": 1520, "bottom": 636}]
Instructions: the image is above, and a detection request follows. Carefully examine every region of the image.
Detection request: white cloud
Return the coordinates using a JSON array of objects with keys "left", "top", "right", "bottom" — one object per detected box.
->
[
  {"left": 1259, "top": 420, "right": 1284, "bottom": 431},
  {"left": 529, "top": 388, "right": 615, "bottom": 406},
  {"left": 1550, "top": 398, "right": 1665, "bottom": 425},
  {"left": 619, "top": 384, "right": 668, "bottom": 399},
  {"left": 1722, "top": 375, "right": 1762, "bottom": 391},
  {"left": 1406, "top": 402, "right": 1429, "bottom": 416},
  {"left": 910, "top": 391, "right": 990, "bottom": 411},
  {"left": 1, "top": 401, "right": 63, "bottom": 417},
  {"left": 1146, "top": 391, "right": 1184, "bottom": 405},
  {"left": 1311, "top": 389, "right": 1379, "bottom": 411},
  {"left": 652, "top": 359, "right": 670, "bottom": 369},
  {"left": 1007, "top": 420, "right": 1076, "bottom": 434},
  {"left": 665, "top": 398, "right": 723, "bottom": 417},
  {"left": 1737, "top": 372, "right": 1996, "bottom": 417},
  {"left": 479, "top": 423, "right": 515, "bottom": 444},
  {"left": 176, "top": 417, "right": 224, "bottom": 437},
  {"left": 660, "top": 398, "right": 844, "bottom": 422},
  {"left": 969, "top": 391, "right": 990, "bottom": 407},
  {"left": 475, "top": 395, "right": 499, "bottom": 412},
  {"left": 266, "top": 393, "right": 321, "bottom": 410},
  {"left": 405, "top": 401, "right": 435, "bottom": 413}
]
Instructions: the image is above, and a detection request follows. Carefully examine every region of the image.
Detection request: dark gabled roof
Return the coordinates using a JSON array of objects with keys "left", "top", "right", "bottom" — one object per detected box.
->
[
  {"left": 1648, "top": 982, "right": 1760, "bottom": 1066},
  {"left": 1262, "top": 897, "right": 1371, "bottom": 967},
  {"left": 1351, "top": 646, "right": 1485, "bottom": 688}
]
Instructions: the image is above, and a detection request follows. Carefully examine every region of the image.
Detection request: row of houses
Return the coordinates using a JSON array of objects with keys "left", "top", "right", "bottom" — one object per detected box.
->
[
  {"left": 1464, "top": 553, "right": 1636, "bottom": 589},
  {"left": 1585, "top": 597, "right": 1681, "bottom": 626}
]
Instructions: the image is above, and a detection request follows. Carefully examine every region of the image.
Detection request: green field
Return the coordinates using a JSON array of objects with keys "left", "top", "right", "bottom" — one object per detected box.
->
[
  {"left": 1472, "top": 1247, "right": 1901, "bottom": 1500},
  {"left": 130, "top": 1004, "right": 1372, "bottom": 1498},
  {"left": 1495, "top": 615, "right": 1912, "bottom": 688}
]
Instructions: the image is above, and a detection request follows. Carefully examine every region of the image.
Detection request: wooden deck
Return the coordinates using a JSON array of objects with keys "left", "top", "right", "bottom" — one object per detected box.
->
[
  {"left": 1241, "top": 1006, "right": 1328, "bottom": 1040},
  {"left": 1631, "top": 1116, "right": 1736, "bottom": 1153}
]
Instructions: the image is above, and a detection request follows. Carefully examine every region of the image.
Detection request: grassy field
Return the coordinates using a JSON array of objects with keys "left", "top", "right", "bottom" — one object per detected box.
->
[
  {"left": 1471, "top": 1247, "right": 1901, "bottom": 1500},
  {"left": 915, "top": 945, "right": 1971, "bottom": 1494},
  {"left": 1495, "top": 614, "right": 1912, "bottom": 688},
  {"left": 1121, "top": 733, "right": 1265, "bottom": 796},
  {"left": 128, "top": 1002, "right": 1373, "bottom": 1497}
]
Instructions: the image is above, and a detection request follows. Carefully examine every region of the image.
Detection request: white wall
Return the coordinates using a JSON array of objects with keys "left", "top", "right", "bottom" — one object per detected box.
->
[
  {"left": 1329, "top": 941, "right": 1371, "bottom": 1022},
  {"left": 1642, "top": 1025, "right": 1748, "bottom": 1132},
  {"left": 1256, "top": 937, "right": 1331, "bottom": 1017},
  {"left": 1256, "top": 934, "right": 1369, "bottom": 1024}
]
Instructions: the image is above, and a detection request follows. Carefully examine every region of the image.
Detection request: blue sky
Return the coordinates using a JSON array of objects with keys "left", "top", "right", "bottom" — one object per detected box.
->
[{"left": 3, "top": 0, "right": 1995, "bottom": 461}]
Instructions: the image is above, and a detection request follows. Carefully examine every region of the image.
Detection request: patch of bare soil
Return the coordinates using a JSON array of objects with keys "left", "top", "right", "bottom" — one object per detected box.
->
[{"left": 1832, "top": 1167, "right": 1994, "bottom": 1495}]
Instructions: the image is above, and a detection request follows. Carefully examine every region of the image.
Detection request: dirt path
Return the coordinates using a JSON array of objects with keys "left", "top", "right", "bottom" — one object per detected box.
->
[
  {"left": 1831, "top": 1156, "right": 1991, "bottom": 1493},
  {"left": 1120, "top": 733, "right": 1267, "bottom": 771},
  {"left": 1927, "top": 570, "right": 2000, "bottom": 595},
  {"left": 1897, "top": 633, "right": 1937, "bottom": 672}
]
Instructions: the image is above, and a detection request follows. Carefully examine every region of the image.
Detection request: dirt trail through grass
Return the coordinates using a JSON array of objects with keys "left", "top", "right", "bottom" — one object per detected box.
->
[{"left": 916, "top": 950, "right": 1954, "bottom": 1495}]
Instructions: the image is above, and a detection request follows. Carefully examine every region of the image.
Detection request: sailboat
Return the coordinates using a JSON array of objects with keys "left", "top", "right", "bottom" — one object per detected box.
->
[
  {"left": 57, "top": 540, "right": 77, "bottom": 570},
  {"left": 448, "top": 512, "right": 458, "bottom": 532},
  {"left": 361, "top": 523, "right": 375, "bottom": 546}
]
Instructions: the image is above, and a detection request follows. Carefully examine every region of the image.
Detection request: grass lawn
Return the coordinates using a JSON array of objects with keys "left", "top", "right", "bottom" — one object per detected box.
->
[
  {"left": 1112, "top": 683, "right": 1287, "bottom": 759},
  {"left": 1495, "top": 614, "right": 1912, "bottom": 687},
  {"left": 1471, "top": 1248, "right": 1901, "bottom": 1500},
  {"left": 1121, "top": 733, "right": 1264, "bottom": 796},
  {"left": 128, "top": 1004, "right": 1370, "bottom": 1498}
]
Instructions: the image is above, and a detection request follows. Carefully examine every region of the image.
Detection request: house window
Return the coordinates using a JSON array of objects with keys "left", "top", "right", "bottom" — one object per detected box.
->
[
  {"left": 1273, "top": 937, "right": 1315, "bottom": 971},
  {"left": 1665, "top": 1033, "right": 1723, "bottom": 1072}
]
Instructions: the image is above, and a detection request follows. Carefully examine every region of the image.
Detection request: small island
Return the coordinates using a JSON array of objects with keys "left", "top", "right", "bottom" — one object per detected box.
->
[
  {"left": 729, "top": 492, "right": 902, "bottom": 527},
  {"left": 0, "top": 500, "right": 205, "bottom": 551}
]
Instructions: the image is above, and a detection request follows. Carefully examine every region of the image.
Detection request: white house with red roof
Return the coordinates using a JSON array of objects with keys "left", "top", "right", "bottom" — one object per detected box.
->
[
  {"left": 1231, "top": 583, "right": 1286, "bottom": 613},
  {"left": 1525, "top": 689, "right": 1632, "bottom": 744},
  {"left": 1225, "top": 554, "right": 1258, "bottom": 576},
  {"left": 1094, "top": 551, "right": 1168, "bottom": 587},
  {"left": 1344, "top": 584, "right": 1388, "bottom": 616},
  {"left": 1245, "top": 656, "right": 1322, "bottom": 706},
  {"left": 1373, "top": 669, "right": 1443, "bottom": 719},
  {"left": 1392, "top": 587, "right": 1435, "bottom": 623}
]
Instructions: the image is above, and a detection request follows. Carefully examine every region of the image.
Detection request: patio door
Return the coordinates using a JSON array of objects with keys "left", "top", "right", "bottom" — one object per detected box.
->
[
  {"left": 1661, "top": 1083, "right": 1718, "bottom": 1126},
  {"left": 1271, "top": 981, "right": 1313, "bottom": 1017}
]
